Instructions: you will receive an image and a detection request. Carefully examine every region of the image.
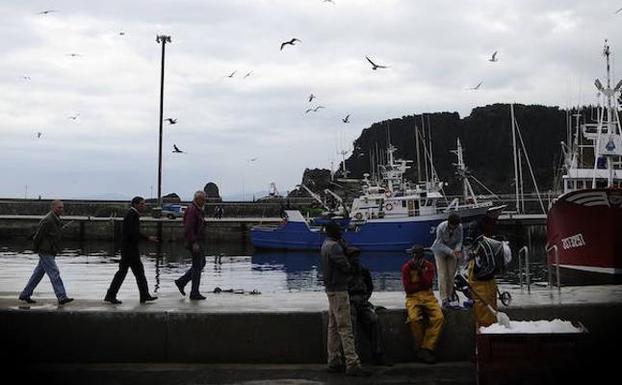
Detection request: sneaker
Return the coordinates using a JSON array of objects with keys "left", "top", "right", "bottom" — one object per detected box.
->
[
  {"left": 417, "top": 348, "right": 437, "bottom": 364},
  {"left": 19, "top": 295, "right": 36, "bottom": 304},
  {"left": 140, "top": 295, "right": 158, "bottom": 304},
  {"left": 189, "top": 293, "right": 206, "bottom": 300},
  {"left": 58, "top": 297, "right": 74, "bottom": 305},
  {"left": 345, "top": 365, "right": 372, "bottom": 377},
  {"left": 104, "top": 297, "right": 122, "bottom": 304},
  {"left": 463, "top": 299, "right": 474, "bottom": 308},
  {"left": 326, "top": 364, "right": 345, "bottom": 373},
  {"left": 174, "top": 279, "right": 186, "bottom": 296}
]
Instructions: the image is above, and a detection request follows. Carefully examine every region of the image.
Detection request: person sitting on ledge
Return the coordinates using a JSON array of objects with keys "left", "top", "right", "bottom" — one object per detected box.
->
[{"left": 401, "top": 244, "right": 445, "bottom": 364}]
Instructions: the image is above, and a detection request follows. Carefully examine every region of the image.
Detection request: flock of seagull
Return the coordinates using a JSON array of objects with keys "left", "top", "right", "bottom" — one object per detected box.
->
[
  {"left": 27, "top": 4, "right": 622, "bottom": 158},
  {"left": 28, "top": 4, "right": 497, "bottom": 157}
]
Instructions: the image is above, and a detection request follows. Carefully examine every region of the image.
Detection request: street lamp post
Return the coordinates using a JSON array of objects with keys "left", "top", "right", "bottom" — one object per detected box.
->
[{"left": 156, "top": 34, "right": 171, "bottom": 210}]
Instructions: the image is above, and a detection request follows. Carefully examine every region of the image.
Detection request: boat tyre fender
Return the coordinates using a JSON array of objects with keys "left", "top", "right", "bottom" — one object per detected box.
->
[
  {"left": 384, "top": 190, "right": 392, "bottom": 198},
  {"left": 385, "top": 203, "right": 393, "bottom": 211},
  {"left": 354, "top": 212, "right": 363, "bottom": 220}
]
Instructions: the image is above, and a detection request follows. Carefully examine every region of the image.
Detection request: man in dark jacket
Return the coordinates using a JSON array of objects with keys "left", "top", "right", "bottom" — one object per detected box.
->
[
  {"left": 105, "top": 196, "right": 159, "bottom": 304},
  {"left": 175, "top": 190, "right": 207, "bottom": 300},
  {"left": 348, "top": 251, "right": 392, "bottom": 366},
  {"left": 320, "top": 223, "right": 371, "bottom": 377},
  {"left": 20, "top": 200, "right": 73, "bottom": 305}
]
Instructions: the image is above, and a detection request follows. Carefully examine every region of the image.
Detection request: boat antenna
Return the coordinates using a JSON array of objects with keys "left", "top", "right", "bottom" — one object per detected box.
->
[{"left": 414, "top": 121, "right": 422, "bottom": 182}]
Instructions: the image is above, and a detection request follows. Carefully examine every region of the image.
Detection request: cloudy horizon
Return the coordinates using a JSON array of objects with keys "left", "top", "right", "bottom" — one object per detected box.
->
[{"left": 1, "top": 0, "right": 621, "bottom": 201}]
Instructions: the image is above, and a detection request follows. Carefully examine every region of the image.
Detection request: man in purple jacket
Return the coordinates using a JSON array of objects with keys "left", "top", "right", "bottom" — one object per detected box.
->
[{"left": 174, "top": 191, "right": 207, "bottom": 300}]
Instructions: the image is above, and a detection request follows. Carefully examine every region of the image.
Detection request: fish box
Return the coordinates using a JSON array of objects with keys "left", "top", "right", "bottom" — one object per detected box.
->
[{"left": 476, "top": 321, "right": 588, "bottom": 385}]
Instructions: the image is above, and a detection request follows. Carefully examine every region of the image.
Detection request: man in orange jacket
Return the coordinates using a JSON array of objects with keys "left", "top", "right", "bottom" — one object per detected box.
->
[{"left": 401, "top": 245, "right": 445, "bottom": 364}]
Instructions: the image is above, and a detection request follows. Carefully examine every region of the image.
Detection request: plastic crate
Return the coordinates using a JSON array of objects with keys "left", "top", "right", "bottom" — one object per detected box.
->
[{"left": 476, "top": 322, "right": 588, "bottom": 385}]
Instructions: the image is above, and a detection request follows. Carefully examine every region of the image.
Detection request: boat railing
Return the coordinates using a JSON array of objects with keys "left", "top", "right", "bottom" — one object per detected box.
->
[
  {"left": 545, "top": 244, "right": 561, "bottom": 295},
  {"left": 517, "top": 246, "right": 530, "bottom": 294}
]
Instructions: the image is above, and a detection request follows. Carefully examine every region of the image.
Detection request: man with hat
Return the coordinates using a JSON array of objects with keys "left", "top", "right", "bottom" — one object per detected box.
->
[{"left": 401, "top": 245, "right": 445, "bottom": 364}]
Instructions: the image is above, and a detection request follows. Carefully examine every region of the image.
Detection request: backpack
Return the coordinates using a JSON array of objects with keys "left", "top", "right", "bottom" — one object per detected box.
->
[{"left": 470, "top": 235, "right": 512, "bottom": 280}]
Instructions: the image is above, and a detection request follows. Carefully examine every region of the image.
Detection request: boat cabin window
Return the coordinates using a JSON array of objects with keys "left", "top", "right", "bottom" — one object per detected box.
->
[
  {"left": 576, "top": 180, "right": 584, "bottom": 189},
  {"left": 596, "top": 179, "right": 608, "bottom": 188},
  {"left": 566, "top": 181, "right": 573, "bottom": 190}
]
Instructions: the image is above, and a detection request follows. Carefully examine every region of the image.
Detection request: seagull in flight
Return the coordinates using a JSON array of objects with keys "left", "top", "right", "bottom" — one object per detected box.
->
[
  {"left": 68, "top": 113, "right": 80, "bottom": 120},
  {"left": 248, "top": 157, "right": 258, "bottom": 162},
  {"left": 66, "top": 53, "right": 83, "bottom": 57},
  {"left": 227, "top": 70, "right": 237, "bottom": 78},
  {"left": 36, "top": 132, "right": 43, "bottom": 139},
  {"left": 488, "top": 51, "right": 499, "bottom": 62},
  {"left": 280, "top": 38, "right": 301, "bottom": 51},
  {"left": 172, "top": 144, "right": 185, "bottom": 153},
  {"left": 305, "top": 106, "right": 325, "bottom": 113},
  {"left": 342, "top": 114, "right": 350, "bottom": 123},
  {"left": 165, "top": 118, "right": 177, "bottom": 124},
  {"left": 38, "top": 10, "right": 58, "bottom": 15},
  {"left": 468, "top": 81, "right": 483, "bottom": 90},
  {"left": 615, "top": 7, "right": 622, "bottom": 14},
  {"left": 308, "top": 93, "right": 316, "bottom": 102},
  {"left": 366, "top": 56, "right": 388, "bottom": 70},
  {"left": 119, "top": 31, "right": 126, "bottom": 36},
  {"left": 243, "top": 71, "right": 252, "bottom": 78},
  {"left": 22, "top": 75, "right": 31, "bottom": 80}
]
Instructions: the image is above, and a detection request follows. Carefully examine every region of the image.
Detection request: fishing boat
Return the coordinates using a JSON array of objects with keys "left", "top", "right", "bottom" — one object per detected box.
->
[
  {"left": 546, "top": 40, "right": 622, "bottom": 285},
  {"left": 251, "top": 141, "right": 502, "bottom": 251}
]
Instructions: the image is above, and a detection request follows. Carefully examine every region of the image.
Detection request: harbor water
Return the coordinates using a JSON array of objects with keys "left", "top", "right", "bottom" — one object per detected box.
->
[{"left": 0, "top": 238, "right": 549, "bottom": 300}]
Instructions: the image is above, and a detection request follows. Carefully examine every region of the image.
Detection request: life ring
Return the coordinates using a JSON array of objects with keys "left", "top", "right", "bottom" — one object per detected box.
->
[
  {"left": 385, "top": 203, "right": 393, "bottom": 211},
  {"left": 354, "top": 212, "right": 363, "bottom": 220},
  {"left": 384, "top": 190, "right": 392, "bottom": 198}
]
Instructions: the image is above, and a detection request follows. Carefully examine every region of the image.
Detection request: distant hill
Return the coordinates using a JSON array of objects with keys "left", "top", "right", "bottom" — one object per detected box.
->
[{"left": 333, "top": 103, "right": 570, "bottom": 196}]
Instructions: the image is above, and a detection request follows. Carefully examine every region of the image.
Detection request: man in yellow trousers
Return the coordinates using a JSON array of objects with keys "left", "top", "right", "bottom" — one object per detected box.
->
[{"left": 401, "top": 245, "right": 445, "bottom": 364}]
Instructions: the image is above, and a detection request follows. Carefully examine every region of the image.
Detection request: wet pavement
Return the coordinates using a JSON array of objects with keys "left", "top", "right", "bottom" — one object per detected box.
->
[
  {"left": 19, "top": 362, "right": 476, "bottom": 385},
  {"left": 1, "top": 284, "right": 621, "bottom": 313}
]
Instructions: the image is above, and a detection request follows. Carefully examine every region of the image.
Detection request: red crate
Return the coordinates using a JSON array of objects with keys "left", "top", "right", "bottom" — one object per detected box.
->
[{"left": 476, "top": 322, "right": 588, "bottom": 385}]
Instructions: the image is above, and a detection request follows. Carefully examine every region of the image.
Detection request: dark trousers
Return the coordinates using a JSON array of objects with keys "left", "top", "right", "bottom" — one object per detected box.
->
[
  {"left": 177, "top": 246, "right": 206, "bottom": 296},
  {"left": 351, "top": 302, "right": 384, "bottom": 358},
  {"left": 106, "top": 248, "right": 149, "bottom": 300}
]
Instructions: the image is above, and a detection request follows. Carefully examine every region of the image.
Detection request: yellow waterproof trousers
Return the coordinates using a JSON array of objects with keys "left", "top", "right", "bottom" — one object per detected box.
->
[
  {"left": 468, "top": 262, "right": 498, "bottom": 329},
  {"left": 404, "top": 291, "right": 444, "bottom": 351}
]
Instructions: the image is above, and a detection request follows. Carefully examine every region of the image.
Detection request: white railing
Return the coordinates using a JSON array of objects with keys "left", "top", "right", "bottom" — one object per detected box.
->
[
  {"left": 517, "top": 246, "right": 531, "bottom": 294},
  {"left": 546, "top": 244, "right": 561, "bottom": 296}
]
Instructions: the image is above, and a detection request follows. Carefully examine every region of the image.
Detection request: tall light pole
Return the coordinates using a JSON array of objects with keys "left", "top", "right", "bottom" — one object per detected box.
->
[{"left": 156, "top": 34, "right": 171, "bottom": 209}]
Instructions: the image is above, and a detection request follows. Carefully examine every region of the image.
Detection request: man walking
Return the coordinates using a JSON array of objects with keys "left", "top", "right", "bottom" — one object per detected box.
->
[
  {"left": 104, "top": 196, "right": 159, "bottom": 304},
  {"left": 175, "top": 191, "right": 207, "bottom": 300},
  {"left": 19, "top": 200, "right": 73, "bottom": 305},
  {"left": 320, "top": 223, "right": 372, "bottom": 377}
]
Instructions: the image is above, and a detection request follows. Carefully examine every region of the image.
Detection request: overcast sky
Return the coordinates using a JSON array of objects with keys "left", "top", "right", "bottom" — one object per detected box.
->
[{"left": 1, "top": 0, "right": 621, "bottom": 201}]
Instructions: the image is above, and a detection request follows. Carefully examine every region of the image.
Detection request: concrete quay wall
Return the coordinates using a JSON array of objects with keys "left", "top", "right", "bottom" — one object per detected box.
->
[
  {"left": 0, "top": 216, "right": 280, "bottom": 242},
  {"left": 1, "top": 303, "right": 619, "bottom": 365}
]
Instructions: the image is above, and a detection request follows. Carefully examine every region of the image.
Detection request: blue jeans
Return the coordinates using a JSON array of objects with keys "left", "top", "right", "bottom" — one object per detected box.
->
[
  {"left": 176, "top": 245, "right": 206, "bottom": 296},
  {"left": 21, "top": 254, "right": 68, "bottom": 300}
]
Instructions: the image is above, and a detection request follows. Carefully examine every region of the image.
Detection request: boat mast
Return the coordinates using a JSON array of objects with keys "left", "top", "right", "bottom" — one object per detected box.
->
[
  {"left": 452, "top": 138, "right": 477, "bottom": 203},
  {"left": 592, "top": 39, "right": 622, "bottom": 187},
  {"left": 511, "top": 103, "right": 521, "bottom": 213},
  {"left": 415, "top": 122, "right": 422, "bottom": 182}
]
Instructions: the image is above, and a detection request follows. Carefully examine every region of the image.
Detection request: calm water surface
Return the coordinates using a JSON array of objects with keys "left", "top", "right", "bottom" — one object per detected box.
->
[{"left": 0, "top": 240, "right": 549, "bottom": 299}]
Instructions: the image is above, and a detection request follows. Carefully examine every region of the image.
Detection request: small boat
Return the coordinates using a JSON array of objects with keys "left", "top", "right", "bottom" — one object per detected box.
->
[
  {"left": 546, "top": 40, "right": 622, "bottom": 285},
  {"left": 251, "top": 141, "right": 502, "bottom": 251}
]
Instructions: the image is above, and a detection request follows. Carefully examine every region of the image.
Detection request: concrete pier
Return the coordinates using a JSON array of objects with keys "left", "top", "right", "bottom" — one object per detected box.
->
[
  {"left": 1, "top": 287, "right": 620, "bottom": 372},
  {"left": 1, "top": 287, "right": 619, "bottom": 385}
]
